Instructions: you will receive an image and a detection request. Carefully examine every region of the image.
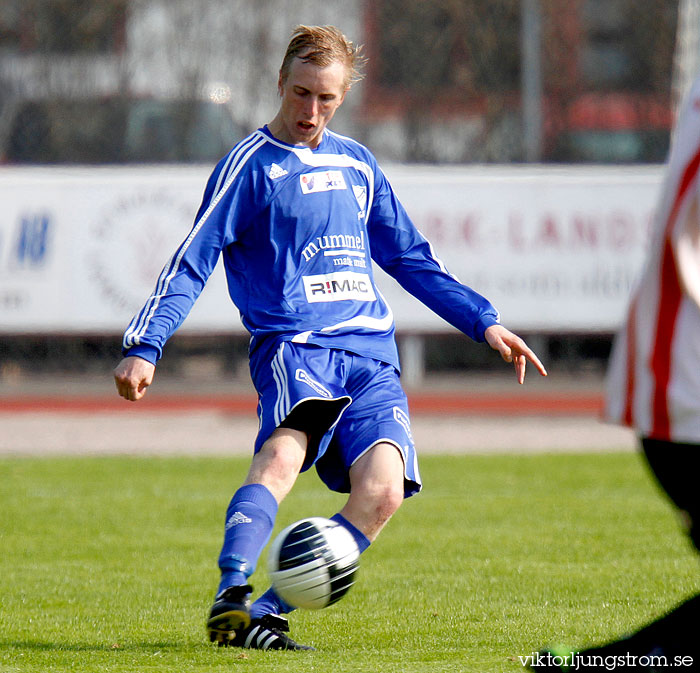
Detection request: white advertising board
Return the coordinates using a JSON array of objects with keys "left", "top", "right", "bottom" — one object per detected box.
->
[
  {"left": 382, "top": 165, "right": 661, "bottom": 332},
  {"left": 0, "top": 166, "right": 235, "bottom": 334},
  {"left": 0, "top": 165, "right": 662, "bottom": 335}
]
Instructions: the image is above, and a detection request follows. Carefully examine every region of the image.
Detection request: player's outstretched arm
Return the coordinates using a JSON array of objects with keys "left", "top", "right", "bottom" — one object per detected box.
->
[
  {"left": 484, "top": 325, "right": 547, "bottom": 385},
  {"left": 114, "top": 356, "right": 156, "bottom": 401}
]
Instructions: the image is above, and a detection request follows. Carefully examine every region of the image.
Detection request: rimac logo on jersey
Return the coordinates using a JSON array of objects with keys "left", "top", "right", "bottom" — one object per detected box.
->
[
  {"left": 303, "top": 271, "right": 377, "bottom": 303},
  {"left": 300, "top": 170, "right": 347, "bottom": 194}
]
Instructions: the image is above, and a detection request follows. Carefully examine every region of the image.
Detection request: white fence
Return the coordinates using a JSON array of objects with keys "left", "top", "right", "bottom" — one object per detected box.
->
[{"left": 0, "top": 164, "right": 661, "bottom": 335}]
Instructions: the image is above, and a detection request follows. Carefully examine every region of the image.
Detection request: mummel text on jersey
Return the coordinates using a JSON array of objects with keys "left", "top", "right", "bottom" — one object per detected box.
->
[{"left": 122, "top": 126, "right": 500, "bottom": 369}]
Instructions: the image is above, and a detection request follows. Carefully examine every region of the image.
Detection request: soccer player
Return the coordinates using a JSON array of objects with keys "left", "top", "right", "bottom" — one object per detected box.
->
[
  {"left": 532, "top": 71, "right": 700, "bottom": 672},
  {"left": 114, "top": 25, "right": 547, "bottom": 651}
]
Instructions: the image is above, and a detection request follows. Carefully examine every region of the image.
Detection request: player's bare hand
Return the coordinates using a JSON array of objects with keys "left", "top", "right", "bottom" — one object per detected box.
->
[
  {"left": 484, "top": 324, "right": 547, "bottom": 384},
  {"left": 113, "top": 356, "right": 155, "bottom": 401}
]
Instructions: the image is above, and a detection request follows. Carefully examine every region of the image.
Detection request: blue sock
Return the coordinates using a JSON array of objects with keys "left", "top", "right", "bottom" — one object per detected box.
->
[
  {"left": 250, "top": 586, "right": 295, "bottom": 619},
  {"left": 330, "top": 513, "right": 371, "bottom": 553},
  {"left": 217, "top": 484, "right": 278, "bottom": 595},
  {"left": 251, "top": 512, "right": 371, "bottom": 618}
]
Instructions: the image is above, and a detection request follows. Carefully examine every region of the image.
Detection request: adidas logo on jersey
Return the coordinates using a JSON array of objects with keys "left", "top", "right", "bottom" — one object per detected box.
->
[
  {"left": 268, "top": 163, "right": 288, "bottom": 179},
  {"left": 225, "top": 511, "right": 253, "bottom": 530}
]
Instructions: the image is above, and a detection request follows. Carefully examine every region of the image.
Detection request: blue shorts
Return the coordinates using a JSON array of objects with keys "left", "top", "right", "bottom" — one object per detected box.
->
[{"left": 249, "top": 341, "right": 421, "bottom": 498}]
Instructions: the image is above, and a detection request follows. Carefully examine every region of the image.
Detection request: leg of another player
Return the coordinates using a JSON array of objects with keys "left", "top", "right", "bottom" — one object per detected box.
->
[{"left": 338, "top": 441, "right": 406, "bottom": 542}]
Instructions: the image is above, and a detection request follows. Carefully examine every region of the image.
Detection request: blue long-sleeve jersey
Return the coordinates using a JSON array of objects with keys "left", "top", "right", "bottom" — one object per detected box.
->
[{"left": 122, "top": 126, "right": 500, "bottom": 370}]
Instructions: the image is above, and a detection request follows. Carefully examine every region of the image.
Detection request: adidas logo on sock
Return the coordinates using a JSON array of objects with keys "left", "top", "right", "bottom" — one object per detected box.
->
[
  {"left": 225, "top": 511, "right": 253, "bottom": 529},
  {"left": 268, "top": 163, "right": 288, "bottom": 179}
]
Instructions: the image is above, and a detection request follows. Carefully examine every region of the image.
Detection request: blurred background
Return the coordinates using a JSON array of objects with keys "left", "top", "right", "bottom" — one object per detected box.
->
[{"left": 0, "top": 0, "right": 698, "bottom": 394}]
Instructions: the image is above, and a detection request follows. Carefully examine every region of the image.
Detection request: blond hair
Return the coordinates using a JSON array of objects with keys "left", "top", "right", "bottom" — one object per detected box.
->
[{"left": 279, "top": 25, "right": 366, "bottom": 90}]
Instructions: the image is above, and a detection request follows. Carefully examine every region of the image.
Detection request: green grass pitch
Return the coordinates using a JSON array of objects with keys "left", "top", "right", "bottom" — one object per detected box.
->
[{"left": 1, "top": 453, "right": 697, "bottom": 673}]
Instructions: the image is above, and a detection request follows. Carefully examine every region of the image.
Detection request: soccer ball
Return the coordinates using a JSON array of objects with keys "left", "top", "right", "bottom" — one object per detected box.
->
[{"left": 268, "top": 517, "right": 360, "bottom": 610}]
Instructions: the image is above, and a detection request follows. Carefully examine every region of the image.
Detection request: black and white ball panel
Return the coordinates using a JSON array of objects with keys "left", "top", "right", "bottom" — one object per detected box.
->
[{"left": 268, "top": 517, "right": 360, "bottom": 610}]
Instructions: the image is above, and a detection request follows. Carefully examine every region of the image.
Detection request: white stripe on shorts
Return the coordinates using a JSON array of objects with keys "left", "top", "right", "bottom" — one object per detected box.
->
[{"left": 271, "top": 343, "right": 290, "bottom": 426}]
